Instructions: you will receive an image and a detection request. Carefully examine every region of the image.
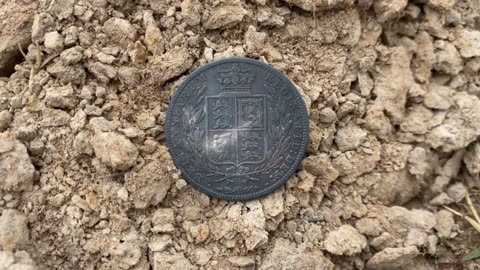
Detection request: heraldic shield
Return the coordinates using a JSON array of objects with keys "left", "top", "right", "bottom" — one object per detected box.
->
[{"left": 206, "top": 96, "right": 267, "bottom": 166}]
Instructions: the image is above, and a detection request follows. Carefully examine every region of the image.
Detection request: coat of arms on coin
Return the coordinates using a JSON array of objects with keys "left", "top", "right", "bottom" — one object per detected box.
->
[{"left": 165, "top": 58, "right": 309, "bottom": 201}]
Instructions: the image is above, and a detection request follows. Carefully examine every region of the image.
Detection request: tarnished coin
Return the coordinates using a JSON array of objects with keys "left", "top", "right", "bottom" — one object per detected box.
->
[{"left": 165, "top": 58, "right": 309, "bottom": 201}]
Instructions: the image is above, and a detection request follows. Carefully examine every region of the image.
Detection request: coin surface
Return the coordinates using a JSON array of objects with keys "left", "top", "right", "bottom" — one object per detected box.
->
[{"left": 165, "top": 58, "right": 309, "bottom": 201}]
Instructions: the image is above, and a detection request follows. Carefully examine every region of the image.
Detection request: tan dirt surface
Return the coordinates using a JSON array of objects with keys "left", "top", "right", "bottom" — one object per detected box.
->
[{"left": 0, "top": 0, "right": 480, "bottom": 269}]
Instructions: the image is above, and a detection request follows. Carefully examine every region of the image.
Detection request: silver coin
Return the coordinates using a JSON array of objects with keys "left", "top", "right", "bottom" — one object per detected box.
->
[{"left": 165, "top": 58, "right": 309, "bottom": 201}]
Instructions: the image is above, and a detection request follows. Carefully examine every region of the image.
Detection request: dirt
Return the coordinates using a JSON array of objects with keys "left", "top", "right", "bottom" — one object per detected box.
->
[{"left": 0, "top": 0, "right": 480, "bottom": 269}]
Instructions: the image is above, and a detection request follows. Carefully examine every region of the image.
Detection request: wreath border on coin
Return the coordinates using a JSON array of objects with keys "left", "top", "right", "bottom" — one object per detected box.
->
[{"left": 166, "top": 57, "right": 309, "bottom": 201}]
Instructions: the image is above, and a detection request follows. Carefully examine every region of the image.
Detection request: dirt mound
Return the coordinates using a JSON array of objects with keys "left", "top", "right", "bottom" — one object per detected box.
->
[{"left": 0, "top": 0, "right": 480, "bottom": 269}]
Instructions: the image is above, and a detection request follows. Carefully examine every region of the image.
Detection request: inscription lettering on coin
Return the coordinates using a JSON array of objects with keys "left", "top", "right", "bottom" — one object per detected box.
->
[{"left": 165, "top": 58, "right": 309, "bottom": 201}]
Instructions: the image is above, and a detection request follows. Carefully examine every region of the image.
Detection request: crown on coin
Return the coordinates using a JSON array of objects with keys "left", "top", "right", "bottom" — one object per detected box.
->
[{"left": 217, "top": 64, "right": 255, "bottom": 92}]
